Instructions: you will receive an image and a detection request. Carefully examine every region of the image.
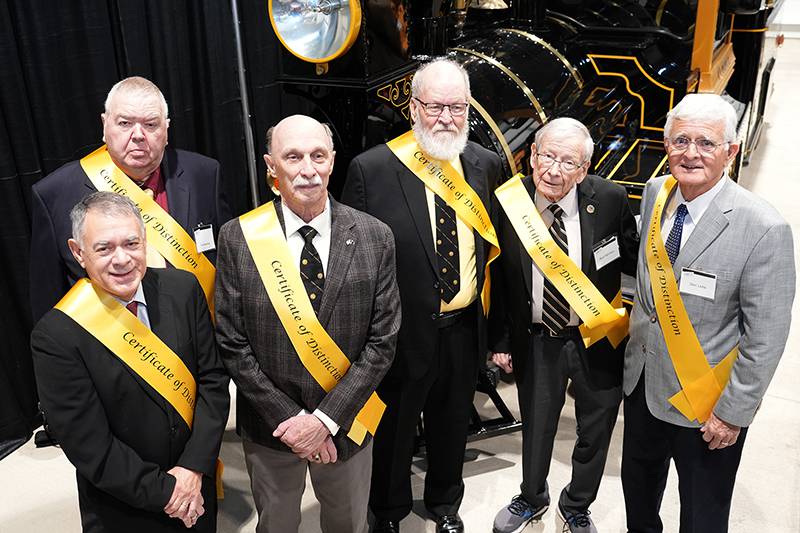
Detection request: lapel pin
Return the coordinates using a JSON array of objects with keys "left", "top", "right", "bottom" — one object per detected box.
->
[
  {"left": 346, "top": 239, "right": 355, "bottom": 246},
  {"left": 586, "top": 204, "right": 595, "bottom": 214}
]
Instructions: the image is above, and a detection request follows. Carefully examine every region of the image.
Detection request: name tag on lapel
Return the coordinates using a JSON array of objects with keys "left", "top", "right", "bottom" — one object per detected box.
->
[
  {"left": 679, "top": 267, "right": 717, "bottom": 300},
  {"left": 194, "top": 224, "right": 216, "bottom": 253},
  {"left": 592, "top": 235, "right": 620, "bottom": 270}
]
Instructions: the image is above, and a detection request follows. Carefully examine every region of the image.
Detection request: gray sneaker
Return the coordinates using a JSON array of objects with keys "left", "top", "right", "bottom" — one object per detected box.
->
[
  {"left": 557, "top": 503, "right": 597, "bottom": 533},
  {"left": 492, "top": 495, "right": 548, "bottom": 533}
]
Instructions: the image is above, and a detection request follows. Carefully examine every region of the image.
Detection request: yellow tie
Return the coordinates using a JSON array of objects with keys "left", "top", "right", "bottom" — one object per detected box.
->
[{"left": 142, "top": 188, "right": 167, "bottom": 268}]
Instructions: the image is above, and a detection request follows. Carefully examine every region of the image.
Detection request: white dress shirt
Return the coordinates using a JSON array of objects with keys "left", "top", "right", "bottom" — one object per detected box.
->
[
  {"left": 117, "top": 283, "right": 151, "bottom": 330},
  {"left": 280, "top": 199, "right": 340, "bottom": 436},
  {"left": 661, "top": 175, "right": 728, "bottom": 247},
  {"left": 531, "top": 186, "right": 582, "bottom": 326}
]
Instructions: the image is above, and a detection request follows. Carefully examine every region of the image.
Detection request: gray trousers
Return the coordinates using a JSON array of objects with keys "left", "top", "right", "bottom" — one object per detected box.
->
[{"left": 243, "top": 439, "right": 372, "bottom": 533}]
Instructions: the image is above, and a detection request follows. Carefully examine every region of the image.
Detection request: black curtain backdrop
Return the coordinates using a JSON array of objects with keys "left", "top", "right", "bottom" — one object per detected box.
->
[{"left": 0, "top": 0, "right": 291, "bottom": 458}]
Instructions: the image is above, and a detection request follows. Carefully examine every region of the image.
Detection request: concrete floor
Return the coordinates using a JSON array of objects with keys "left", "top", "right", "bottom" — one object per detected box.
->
[{"left": 2, "top": 38, "right": 799, "bottom": 533}]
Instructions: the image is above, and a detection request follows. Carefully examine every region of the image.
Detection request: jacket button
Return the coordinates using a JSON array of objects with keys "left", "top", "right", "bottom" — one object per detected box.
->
[
  {"left": 527, "top": 326, "right": 532, "bottom": 335},
  {"left": 650, "top": 314, "right": 657, "bottom": 323},
  {"left": 431, "top": 313, "right": 438, "bottom": 320},
  {"left": 170, "top": 425, "right": 177, "bottom": 435},
  {"left": 433, "top": 281, "right": 440, "bottom": 289},
  {"left": 526, "top": 299, "right": 531, "bottom": 306},
  {"left": 641, "top": 344, "right": 646, "bottom": 353}
]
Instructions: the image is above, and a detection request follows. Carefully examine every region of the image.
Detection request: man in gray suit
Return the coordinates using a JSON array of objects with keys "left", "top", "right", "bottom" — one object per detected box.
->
[
  {"left": 214, "top": 115, "right": 401, "bottom": 532},
  {"left": 622, "top": 93, "right": 796, "bottom": 532}
]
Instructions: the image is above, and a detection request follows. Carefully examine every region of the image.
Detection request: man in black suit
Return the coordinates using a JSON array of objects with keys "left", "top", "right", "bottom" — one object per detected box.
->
[
  {"left": 31, "top": 191, "right": 230, "bottom": 532},
  {"left": 489, "top": 118, "right": 638, "bottom": 533},
  {"left": 30, "top": 75, "right": 231, "bottom": 322},
  {"left": 341, "top": 58, "right": 503, "bottom": 533}
]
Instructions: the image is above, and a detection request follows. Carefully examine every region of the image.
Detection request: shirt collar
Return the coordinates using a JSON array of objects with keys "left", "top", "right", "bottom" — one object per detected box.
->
[
  {"left": 281, "top": 197, "right": 332, "bottom": 240},
  {"left": 534, "top": 182, "right": 579, "bottom": 218},
  {"left": 113, "top": 281, "right": 147, "bottom": 308},
  {"left": 667, "top": 173, "right": 728, "bottom": 222}
]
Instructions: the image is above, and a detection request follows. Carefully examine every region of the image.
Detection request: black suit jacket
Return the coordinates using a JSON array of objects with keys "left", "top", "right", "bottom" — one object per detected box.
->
[
  {"left": 30, "top": 269, "right": 230, "bottom": 533},
  {"left": 341, "top": 141, "right": 503, "bottom": 380},
  {"left": 489, "top": 174, "right": 639, "bottom": 388},
  {"left": 214, "top": 198, "right": 400, "bottom": 461},
  {"left": 29, "top": 147, "right": 232, "bottom": 321}
]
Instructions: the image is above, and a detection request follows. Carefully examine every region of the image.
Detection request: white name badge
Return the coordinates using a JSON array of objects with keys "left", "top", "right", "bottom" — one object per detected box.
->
[
  {"left": 679, "top": 267, "right": 717, "bottom": 300},
  {"left": 593, "top": 235, "right": 620, "bottom": 270},
  {"left": 194, "top": 224, "right": 215, "bottom": 253}
]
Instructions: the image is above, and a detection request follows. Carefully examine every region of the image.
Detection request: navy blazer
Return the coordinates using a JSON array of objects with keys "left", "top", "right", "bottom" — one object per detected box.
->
[{"left": 29, "top": 147, "right": 232, "bottom": 322}]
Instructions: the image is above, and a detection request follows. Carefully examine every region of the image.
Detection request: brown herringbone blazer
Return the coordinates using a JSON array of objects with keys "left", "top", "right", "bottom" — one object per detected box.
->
[{"left": 214, "top": 196, "right": 400, "bottom": 460}]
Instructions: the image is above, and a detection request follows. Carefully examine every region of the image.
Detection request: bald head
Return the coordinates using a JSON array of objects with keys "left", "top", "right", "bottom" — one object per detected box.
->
[{"left": 264, "top": 115, "right": 335, "bottom": 222}]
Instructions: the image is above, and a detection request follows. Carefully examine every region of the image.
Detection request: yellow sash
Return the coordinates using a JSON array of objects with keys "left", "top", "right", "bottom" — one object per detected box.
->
[
  {"left": 494, "top": 174, "right": 629, "bottom": 348},
  {"left": 54, "top": 279, "right": 196, "bottom": 428},
  {"left": 387, "top": 131, "right": 500, "bottom": 315},
  {"left": 238, "top": 202, "right": 385, "bottom": 445},
  {"left": 646, "top": 176, "right": 738, "bottom": 423},
  {"left": 80, "top": 146, "right": 216, "bottom": 314}
]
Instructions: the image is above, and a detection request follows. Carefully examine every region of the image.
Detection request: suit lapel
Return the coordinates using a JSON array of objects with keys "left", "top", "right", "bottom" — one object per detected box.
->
[
  {"left": 318, "top": 199, "right": 356, "bottom": 326},
  {"left": 130, "top": 271, "right": 172, "bottom": 417},
  {"left": 396, "top": 163, "right": 437, "bottom": 273},
  {"left": 577, "top": 179, "right": 597, "bottom": 274},
  {"left": 162, "top": 148, "right": 191, "bottom": 229},
  {"left": 461, "top": 144, "right": 487, "bottom": 269},
  {"left": 672, "top": 180, "right": 734, "bottom": 277}
]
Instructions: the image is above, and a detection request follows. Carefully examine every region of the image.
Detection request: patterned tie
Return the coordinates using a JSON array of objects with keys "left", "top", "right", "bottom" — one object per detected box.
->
[
  {"left": 298, "top": 226, "right": 324, "bottom": 313},
  {"left": 665, "top": 203, "right": 688, "bottom": 265},
  {"left": 435, "top": 195, "right": 460, "bottom": 303},
  {"left": 542, "top": 204, "right": 570, "bottom": 335}
]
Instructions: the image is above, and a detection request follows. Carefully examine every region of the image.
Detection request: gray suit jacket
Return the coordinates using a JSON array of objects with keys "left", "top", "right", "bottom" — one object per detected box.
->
[
  {"left": 214, "top": 196, "right": 401, "bottom": 460},
  {"left": 624, "top": 175, "right": 795, "bottom": 428}
]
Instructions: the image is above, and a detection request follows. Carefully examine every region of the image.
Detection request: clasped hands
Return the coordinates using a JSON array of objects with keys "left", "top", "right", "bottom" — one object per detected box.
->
[
  {"left": 164, "top": 466, "right": 204, "bottom": 528},
  {"left": 274, "top": 413, "right": 338, "bottom": 464}
]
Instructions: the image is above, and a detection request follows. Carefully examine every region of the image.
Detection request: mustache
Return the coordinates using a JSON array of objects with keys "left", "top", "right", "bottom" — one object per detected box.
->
[{"left": 292, "top": 175, "right": 323, "bottom": 187}]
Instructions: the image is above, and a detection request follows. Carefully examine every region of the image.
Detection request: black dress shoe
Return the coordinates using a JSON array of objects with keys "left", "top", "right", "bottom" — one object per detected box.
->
[
  {"left": 372, "top": 519, "right": 400, "bottom": 533},
  {"left": 436, "top": 514, "right": 464, "bottom": 533}
]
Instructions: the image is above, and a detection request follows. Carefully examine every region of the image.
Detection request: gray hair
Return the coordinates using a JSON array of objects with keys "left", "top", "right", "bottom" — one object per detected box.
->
[
  {"left": 411, "top": 58, "right": 471, "bottom": 100},
  {"left": 70, "top": 192, "right": 145, "bottom": 245},
  {"left": 104, "top": 76, "right": 169, "bottom": 119},
  {"left": 265, "top": 120, "right": 335, "bottom": 154},
  {"left": 664, "top": 93, "right": 737, "bottom": 142},
  {"left": 534, "top": 117, "right": 595, "bottom": 162}
]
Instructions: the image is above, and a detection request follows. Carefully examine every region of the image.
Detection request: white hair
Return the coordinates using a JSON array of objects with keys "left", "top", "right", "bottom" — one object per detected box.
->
[
  {"left": 664, "top": 93, "right": 737, "bottom": 142},
  {"left": 411, "top": 58, "right": 471, "bottom": 100},
  {"left": 534, "top": 117, "right": 594, "bottom": 162},
  {"left": 105, "top": 76, "right": 169, "bottom": 119}
]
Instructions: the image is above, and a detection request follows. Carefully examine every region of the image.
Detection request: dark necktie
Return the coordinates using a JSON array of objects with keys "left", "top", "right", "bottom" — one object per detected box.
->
[
  {"left": 665, "top": 203, "right": 688, "bottom": 265},
  {"left": 542, "top": 204, "right": 570, "bottom": 335},
  {"left": 298, "top": 226, "right": 324, "bottom": 313},
  {"left": 126, "top": 301, "right": 139, "bottom": 317},
  {"left": 435, "top": 195, "right": 460, "bottom": 303}
]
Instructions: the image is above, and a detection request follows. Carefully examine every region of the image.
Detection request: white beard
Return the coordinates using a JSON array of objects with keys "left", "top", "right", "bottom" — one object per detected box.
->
[{"left": 412, "top": 120, "right": 469, "bottom": 161}]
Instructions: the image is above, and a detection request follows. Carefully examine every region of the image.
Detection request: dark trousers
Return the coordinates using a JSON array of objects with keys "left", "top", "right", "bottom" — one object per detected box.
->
[
  {"left": 622, "top": 377, "right": 747, "bottom": 533},
  {"left": 515, "top": 331, "right": 621, "bottom": 513},
  {"left": 369, "top": 305, "right": 479, "bottom": 522}
]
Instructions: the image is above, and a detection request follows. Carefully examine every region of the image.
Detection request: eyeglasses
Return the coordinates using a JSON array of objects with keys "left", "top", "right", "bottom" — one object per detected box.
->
[
  {"left": 413, "top": 97, "right": 469, "bottom": 117},
  {"left": 667, "top": 136, "right": 728, "bottom": 154},
  {"left": 534, "top": 153, "right": 585, "bottom": 173}
]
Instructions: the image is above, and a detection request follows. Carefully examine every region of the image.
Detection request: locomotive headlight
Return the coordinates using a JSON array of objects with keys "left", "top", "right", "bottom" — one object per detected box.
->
[{"left": 268, "top": 0, "right": 362, "bottom": 64}]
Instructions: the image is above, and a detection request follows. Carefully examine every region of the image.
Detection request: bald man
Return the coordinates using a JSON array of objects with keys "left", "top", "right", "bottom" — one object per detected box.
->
[{"left": 215, "top": 115, "right": 401, "bottom": 533}]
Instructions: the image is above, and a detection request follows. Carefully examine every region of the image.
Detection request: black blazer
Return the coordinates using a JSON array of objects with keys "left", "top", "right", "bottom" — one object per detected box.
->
[
  {"left": 31, "top": 269, "right": 230, "bottom": 533},
  {"left": 29, "top": 147, "right": 232, "bottom": 322},
  {"left": 341, "top": 141, "right": 503, "bottom": 380},
  {"left": 488, "top": 174, "right": 639, "bottom": 388}
]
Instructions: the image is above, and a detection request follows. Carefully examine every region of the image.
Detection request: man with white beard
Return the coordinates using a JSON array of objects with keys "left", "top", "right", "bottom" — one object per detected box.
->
[{"left": 342, "top": 58, "right": 504, "bottom": 533}]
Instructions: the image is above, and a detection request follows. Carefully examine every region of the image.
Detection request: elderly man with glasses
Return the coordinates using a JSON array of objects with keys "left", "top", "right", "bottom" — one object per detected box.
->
[
  {"left": 342, "top": 58, "right": 503, "bottom": 533},
  {"left": 489, "top": 117, "right": 639, "bottom": 533},
  {"left": 622, "top": 93, "right": 795, "bottom": 532}
]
